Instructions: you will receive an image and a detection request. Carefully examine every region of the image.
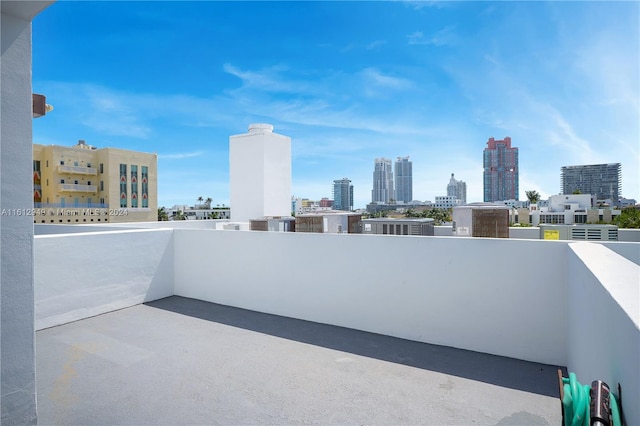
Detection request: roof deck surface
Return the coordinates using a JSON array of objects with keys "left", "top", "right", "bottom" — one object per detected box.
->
[{"left": 36, "top": 296, "right": 562, "bottom": 425}]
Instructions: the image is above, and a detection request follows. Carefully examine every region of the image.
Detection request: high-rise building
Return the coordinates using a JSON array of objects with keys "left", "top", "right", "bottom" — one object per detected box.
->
[
  {"left": 319, "top": 198, "right": 333, "bottom": 208},
  {"left": 483, "top": 137, "right": 519, "bottom": 202},
  {"left": 447, "top": 173, "right": 467, "bottom": 205},
  {"left": 332, "top": 178, "right": 353, "bottom": 211},
  {"left": 561, "top": 163, "right": 621, "bottom": 205},
  {"left": 229, "top": 123, "right": 291, "bottom": 222},
  {"left": 372, "top": 158, "right": 394, "bottom": 203},
  {"left": 394, "top": 156, "right": 413, "bottom": 203},
  {"left": 32, "top": 140, "right": 157, "bottom": 223}
]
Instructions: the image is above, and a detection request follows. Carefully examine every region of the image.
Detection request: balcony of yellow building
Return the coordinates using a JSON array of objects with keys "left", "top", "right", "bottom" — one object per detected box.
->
[
  {"left": 57, "top": 164, "right": 97, "bottom": 175},
  {"left": 58, "top": 183, "right": 97, "bottom": 192}
]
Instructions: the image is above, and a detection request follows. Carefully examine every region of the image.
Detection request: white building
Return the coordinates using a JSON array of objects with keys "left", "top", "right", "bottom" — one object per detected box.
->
[
  {"left": 446, "top": 173, "right": 467, "bottom": 205},
  {"left": 435, "top": 195, "right": 462, "bottom": 209},
  {"left": 229, "top": 124, "right": 291, "bottom": 222},
  {"left": 372, "top": 158, "right": 394, "bottom": 203}
]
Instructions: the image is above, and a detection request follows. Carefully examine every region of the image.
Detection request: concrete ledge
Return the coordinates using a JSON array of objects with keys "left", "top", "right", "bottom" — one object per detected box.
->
[{"left": 567, "top": 242, "right": 640, "bottom": 426}]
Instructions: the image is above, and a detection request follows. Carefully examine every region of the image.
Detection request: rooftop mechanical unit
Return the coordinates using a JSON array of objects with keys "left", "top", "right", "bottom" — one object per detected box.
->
[{"left": 540, "top": 224, "right": 619, "bottom": 241}]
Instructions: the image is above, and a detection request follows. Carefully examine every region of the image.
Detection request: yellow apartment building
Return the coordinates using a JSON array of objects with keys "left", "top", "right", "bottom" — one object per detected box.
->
[{"left": 33, "top": 140, "right": 157, "bottom": 223}]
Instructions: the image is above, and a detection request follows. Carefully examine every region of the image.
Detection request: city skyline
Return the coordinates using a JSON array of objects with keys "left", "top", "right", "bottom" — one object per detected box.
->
[{"left": 31, "top": 1, "right": 639, "bottom": 208}]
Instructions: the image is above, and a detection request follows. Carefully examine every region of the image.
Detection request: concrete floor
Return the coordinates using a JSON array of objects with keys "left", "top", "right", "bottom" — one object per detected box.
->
[{"left": 36, "top": 296, "right": 563, "bottom": 425}]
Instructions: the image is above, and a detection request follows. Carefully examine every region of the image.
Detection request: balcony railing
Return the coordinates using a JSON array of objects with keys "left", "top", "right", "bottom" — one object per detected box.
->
[
  {"left": 57, "top": 165, "right": 97, "bottom": 175},
  {"left": 58, "top": 183, "right": 97, "bottom": 193}
]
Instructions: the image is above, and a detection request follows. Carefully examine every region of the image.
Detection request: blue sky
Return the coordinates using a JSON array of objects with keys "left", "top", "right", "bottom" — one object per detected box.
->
[{"left": 32, "top": 1, "right": 639, "bottom": 209}]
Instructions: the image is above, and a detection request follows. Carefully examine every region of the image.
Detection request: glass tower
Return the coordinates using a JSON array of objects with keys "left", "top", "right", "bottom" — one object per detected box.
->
[
  {"left": 332, "top": 178, "right": 354, "bottom": 211},
  {"left": 394, "top": 156, "right": 413, "bottom": 203}
]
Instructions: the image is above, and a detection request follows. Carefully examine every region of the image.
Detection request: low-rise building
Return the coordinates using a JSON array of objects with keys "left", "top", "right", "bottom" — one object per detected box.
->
[
  {"left": 511, "top": 194, "right": 622, "bottom": 226},
  {"left": 33, "top": 140, "right": 157, "bottom": 223},
  {"left": 295, "top": 212, "right": 362, "bottom": 233},
  {"left": 434, "top": 196, "right": 461, "bottom": 209},
  {"left": 249, "top": 216, "right": 295, "bottom": 232},
  {"left": 362, "top": 218, "right": 434, "bottom": 236},
  {"left": 166, "top": 205, "right": 230, "bottom": 220}
]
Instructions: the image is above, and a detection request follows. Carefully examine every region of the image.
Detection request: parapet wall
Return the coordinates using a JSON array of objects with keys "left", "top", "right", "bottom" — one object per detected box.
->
[
  {"left": 35, "top": 229, "right": 174, "bottom": 330},
  {"left": 173, "top": 230, "right": 569, "bottom": 365}
]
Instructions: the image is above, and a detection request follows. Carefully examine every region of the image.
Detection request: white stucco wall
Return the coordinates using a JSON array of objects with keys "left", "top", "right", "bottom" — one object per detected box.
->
[
  {"left": 434, "top": 225, "right": 453, "bottom": 236},
  {"left": 112, "top": 220, "right": 224, "bottom": 230},
  {"left": 34, "top": 229, "right": 174, "bottom": 330},
  {"left": 508, "top": 227, "right": 539, "bottom": 239},
  {"left": 618, "top": 228, "right": 640, "bottom": 243},
  {"left": 567, "top": 243, "right": 639, "bottom": 426},
  {"left": 35, "top": 223, "right": 133, "bottom": 235},
  {"left": 1, "top": 2, "right": 53, "bottom": 423},
  {"left": 599, "top": 241, "right": 640, "bottom": 266},
  {"left": 173, "top": 230, "right": 568, "bottom": 365}
]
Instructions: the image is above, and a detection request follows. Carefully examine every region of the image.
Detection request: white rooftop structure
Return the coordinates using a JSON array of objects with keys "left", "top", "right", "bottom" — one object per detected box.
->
[{"left": 229, "top": 123, "right": 292, "bottom": 222}]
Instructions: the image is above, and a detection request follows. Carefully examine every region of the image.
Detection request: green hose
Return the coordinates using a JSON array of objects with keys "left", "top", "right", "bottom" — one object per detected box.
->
[{"left": 561, "top": 372, "right": 622, "bottom": 426}]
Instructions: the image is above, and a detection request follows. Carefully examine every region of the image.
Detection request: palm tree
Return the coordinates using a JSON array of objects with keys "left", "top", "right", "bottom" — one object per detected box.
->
[
  {"left": 613, "top": 207, "right": 640, "bottom": 228},
  {"left": 205, "top": 197, "right": 212, "bottom": 209},
  {"left": 157, "top": 207, "right": 169, "bottom": 221},
  {"left": 525, "top": 190, "right": 541, "bottom": 204},
  {"left": 172, "top": 210, "right": 187, "bottom": 220}
]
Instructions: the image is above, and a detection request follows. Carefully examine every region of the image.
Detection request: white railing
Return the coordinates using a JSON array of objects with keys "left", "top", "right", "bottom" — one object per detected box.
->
[
  {"left": 57, "top": 165, "right": 97, "bottom": 175},
  {"left": 58, "top": 183, "right": 97, "bottom": 192}
]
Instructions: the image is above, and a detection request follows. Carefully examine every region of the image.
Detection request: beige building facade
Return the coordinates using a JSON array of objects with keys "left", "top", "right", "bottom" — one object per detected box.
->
[{"left": 33, "top": 141, "right": 157, "bottom": 223}]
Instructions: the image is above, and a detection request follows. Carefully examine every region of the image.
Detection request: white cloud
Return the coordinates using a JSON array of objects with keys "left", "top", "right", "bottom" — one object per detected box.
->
[
  {"left": 158, "top": 151, "right": 204, "bottom": 160},
  {"left": 407, "top": 26, "right": 457, "bottom": 46},
  {"left": 361, "top": 67, "right": 413, "bottom": 90}
]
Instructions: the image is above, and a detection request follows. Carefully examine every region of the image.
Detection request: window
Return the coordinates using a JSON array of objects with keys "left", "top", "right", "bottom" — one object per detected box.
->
[
  {"left": 383, "top": 224, "right": 387, "bottom": 234},
  {"left": 33, "top": 160, "right": 42, "bottom": 203},
  {"left": 100, "top": 180, "right": 104, "bottom": 191},
  {"left": 403, "top": 224, "right": 409, "bottom": 235},
  {"left": 60, "top": 160, "right": 64, "bottom": 165},
  {"left": 74, "top": 180, "right": 78, "bottom": 185},
  {"left": 131, "top": 165, "right": 138, "bottom": 208},
  {"left": 141, "top": 166, "right": 148, "bottom": 208},
  {"left": 74, "top": 161, "right": 78, "bottom": 167},
  {"left": 119, "top": 164, "right": 127, "bottom": 208},
  {"left": 99, "top": 163, "right": 104, "bottom": 173},
  {"left": 60, "top": 179, "right": 65, "bottom": 184},
  {"left": 87, "top": 181, "right": 91, "bottom": 186},
  {"left": 87, "top": 163, "right": 91, "bottom": 168}
]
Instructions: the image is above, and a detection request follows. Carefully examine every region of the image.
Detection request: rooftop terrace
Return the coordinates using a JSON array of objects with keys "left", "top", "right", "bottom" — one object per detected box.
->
[{"left": 37, "top": 296, "right": 561, "bottom": 425}]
